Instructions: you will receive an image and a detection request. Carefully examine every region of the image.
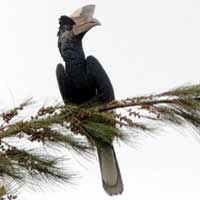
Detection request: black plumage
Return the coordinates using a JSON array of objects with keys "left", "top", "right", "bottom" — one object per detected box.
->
[
  {"left": 56, "top": 5, "right": 123, "bottom": 195},
  {"left": 57, "top": 26, "right": 114, "bottom": 104}
]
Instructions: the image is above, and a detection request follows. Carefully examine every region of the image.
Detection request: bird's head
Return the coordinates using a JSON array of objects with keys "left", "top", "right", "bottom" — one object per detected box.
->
[{"left": 57, "top": 5, "right": 101, "bottom": 39}]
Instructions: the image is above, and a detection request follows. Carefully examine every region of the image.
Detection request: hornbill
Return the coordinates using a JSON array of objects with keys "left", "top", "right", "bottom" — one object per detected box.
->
[{"left": 56, "top": 5, "right": 123, "bottom": 196}]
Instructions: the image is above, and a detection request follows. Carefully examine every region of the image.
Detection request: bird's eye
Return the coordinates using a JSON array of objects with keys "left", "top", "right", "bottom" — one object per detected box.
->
[
  {"left": 63, "top": 25, "right": 69, "bottom": 30},
  {"left": 65, "top": 24, "right": 74, "bottom": 31}
]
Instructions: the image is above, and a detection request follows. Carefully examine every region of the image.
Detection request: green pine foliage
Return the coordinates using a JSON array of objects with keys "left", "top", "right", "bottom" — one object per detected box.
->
[{"left": 1, "top": 84, "right": 200, "bottom": 199}]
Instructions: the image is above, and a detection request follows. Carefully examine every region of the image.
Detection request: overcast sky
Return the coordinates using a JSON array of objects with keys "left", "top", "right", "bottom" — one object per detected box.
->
[{"left": 1, "top": 0, "right": 200, "bottom": 200}]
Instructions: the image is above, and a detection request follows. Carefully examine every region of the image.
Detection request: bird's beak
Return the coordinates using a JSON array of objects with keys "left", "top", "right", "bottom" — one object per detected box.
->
[{"left": 70, "top": 5, "right": 101, "bottom": 36}]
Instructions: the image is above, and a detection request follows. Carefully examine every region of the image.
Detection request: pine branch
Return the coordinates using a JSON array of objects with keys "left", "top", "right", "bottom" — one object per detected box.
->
[
  {"left": 1, "top": 84, "right": 200, "bottom": 198},
  {"left": 101, "top": 84, "right": 200, "bottom": 131}
]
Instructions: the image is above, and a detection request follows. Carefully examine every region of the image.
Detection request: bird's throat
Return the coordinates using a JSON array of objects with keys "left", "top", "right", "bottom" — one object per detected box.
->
[{"left": 59, "top": 33, "right": 86, "bottom": 67}]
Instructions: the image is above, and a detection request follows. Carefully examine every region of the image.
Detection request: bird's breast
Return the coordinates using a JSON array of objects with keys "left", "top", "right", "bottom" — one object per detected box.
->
[{"left": 66, "top": 66, "right": 96, "bottom": 103}]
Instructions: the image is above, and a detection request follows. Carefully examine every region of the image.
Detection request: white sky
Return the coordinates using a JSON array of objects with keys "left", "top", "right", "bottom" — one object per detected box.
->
[{"left": 1, "top": 0, "right": 200, "bottom": 200}]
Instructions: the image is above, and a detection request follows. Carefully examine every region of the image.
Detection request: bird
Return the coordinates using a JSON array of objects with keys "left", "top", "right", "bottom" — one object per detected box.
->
[{"left": 56, "top": 5, "right": 123, "bottom": 196}]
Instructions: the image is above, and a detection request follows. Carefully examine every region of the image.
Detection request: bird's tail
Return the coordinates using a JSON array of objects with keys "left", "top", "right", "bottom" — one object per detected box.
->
[{"left": 97, "top": 145, "right": 123, "bottom": 196}]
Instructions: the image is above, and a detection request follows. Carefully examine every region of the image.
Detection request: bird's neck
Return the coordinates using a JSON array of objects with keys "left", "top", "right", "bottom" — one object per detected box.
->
[{"left": 62, "top": 37, "right": 86, "bottom": 68}]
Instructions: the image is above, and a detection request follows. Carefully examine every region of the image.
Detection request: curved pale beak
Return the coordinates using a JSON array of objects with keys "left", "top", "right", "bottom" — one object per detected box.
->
[{"left": 70, "top": 5, "right": 101, "bottom": 36}]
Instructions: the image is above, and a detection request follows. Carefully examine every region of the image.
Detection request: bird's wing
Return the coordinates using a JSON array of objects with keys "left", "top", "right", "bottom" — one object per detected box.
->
[
  {"left": 86, "top": 55, "right": 115, "bottom": 102},
  {"left": 56, "top": 63, "right": 69, "bottom": 104}
]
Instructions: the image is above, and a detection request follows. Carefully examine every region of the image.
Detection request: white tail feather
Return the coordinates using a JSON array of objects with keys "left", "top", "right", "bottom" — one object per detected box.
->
[{"left": 98, "top": 146, "right": 123, "bottom": 196}]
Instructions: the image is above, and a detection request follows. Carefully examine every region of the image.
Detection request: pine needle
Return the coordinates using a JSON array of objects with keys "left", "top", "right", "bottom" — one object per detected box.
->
[{"left": 1, "top": 83, "right": 200, "bottom": 198}]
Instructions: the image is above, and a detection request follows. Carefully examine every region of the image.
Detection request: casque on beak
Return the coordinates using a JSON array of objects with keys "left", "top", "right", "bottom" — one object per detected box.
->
[{"left": 70, "top": 5, "right": 101, "bottom": 36}]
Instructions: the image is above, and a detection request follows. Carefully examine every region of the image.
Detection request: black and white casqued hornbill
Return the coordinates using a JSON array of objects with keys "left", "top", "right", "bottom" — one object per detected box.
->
[{"left": 56, "top": 5, "right": 123, "bottom": 196}]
